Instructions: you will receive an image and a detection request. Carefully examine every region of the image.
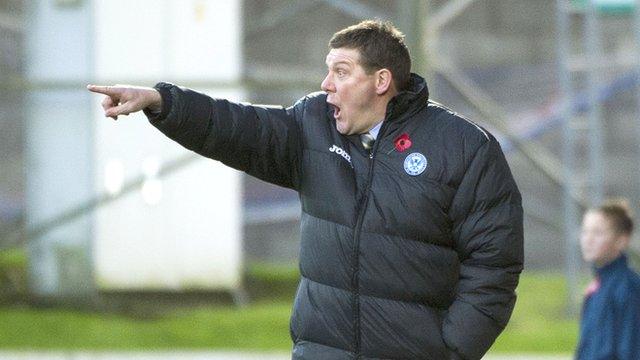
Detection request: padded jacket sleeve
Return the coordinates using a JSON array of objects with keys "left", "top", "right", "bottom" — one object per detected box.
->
[
  {"left": 442, "top": 134, "right": 524, "bottom": 360},
  {"left": 145, "top": 82, "right": 303, "bottom": 190}
]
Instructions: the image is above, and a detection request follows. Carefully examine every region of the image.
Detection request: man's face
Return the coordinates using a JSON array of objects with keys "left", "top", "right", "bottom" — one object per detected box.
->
[
  {"left": 580, "top": 211, "right": 627, "bottom": 266},
  {"left": 321, "top": 48, "right": 379, "bottom": 135}
]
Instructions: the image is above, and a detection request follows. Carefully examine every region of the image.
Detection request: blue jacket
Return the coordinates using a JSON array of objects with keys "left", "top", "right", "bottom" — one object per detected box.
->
[{"left": 576, "top": 254, "right": 640, "bottom": 360}]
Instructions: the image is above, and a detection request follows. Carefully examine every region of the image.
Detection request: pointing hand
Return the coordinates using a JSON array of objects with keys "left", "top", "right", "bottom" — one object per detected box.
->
[{"left": 86, "top": 84, "right": 162, "bottom": 120}]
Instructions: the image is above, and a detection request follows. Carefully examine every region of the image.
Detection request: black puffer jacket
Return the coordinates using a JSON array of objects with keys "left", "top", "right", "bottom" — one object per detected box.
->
[{"left": 146, "top": 74, "right": 524, "bottom": 360}]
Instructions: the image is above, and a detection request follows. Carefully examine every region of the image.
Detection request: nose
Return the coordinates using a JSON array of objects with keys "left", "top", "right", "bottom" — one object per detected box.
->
[{"left": 321, "top": 73, "right": 334, "bottom": 93}]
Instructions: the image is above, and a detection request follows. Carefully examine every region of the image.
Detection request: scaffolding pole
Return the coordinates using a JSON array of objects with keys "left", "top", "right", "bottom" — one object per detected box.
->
[
  {"left": 585, "top": 0, "right": 606, "bottom": 206},
  {"left": 634, "top": 0, "right": 640, "bottom": 200},
  {"left": 556, "top": 0, "right": 581, "bottom": 316}
]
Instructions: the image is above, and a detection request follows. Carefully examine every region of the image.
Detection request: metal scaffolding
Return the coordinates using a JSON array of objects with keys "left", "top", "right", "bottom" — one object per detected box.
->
[
  {"left": 2, "top": 1, "right": 582, "bottom": 262},
  {"left": 554, "top": 0, "right": 640, "bottom": 313},
  {"left": 4, "top": 0, "right": 637, "bottom": 308}
]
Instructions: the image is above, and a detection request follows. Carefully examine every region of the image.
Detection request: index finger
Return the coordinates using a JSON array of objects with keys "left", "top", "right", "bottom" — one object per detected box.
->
[{"left": 86, "top": 84, "right": 120, "bottom": 96}]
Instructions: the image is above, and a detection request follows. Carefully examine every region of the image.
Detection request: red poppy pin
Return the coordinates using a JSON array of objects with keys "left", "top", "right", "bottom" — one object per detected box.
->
[{"left": 394, "top": 133, "right": 412, "bottom": 152}]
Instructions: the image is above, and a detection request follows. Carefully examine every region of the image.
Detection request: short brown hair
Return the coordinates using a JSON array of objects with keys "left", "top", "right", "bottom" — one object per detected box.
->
[
  {"left": 329, "top": 20, "right": 412, "bottom": 91},
  {"left": 594, "top": 198, "right": 634, "bottom": 235}
]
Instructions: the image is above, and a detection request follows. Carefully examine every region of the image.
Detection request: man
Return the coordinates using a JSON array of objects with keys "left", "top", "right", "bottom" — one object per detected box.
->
[
  {"left": 88, "top": 20, "right": 523, "bottom": 360},
  {"left": 576, "top": 200, "right": 640, "bottom": 359}
]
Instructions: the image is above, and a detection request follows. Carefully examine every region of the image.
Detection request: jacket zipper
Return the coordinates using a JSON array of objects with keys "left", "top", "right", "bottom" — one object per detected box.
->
[{"left": 351, "top": 121, "right": 388, "bottom": 358}]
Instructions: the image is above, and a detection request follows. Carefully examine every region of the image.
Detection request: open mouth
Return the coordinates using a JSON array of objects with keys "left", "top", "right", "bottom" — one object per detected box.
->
[{"left": 329, "top": 103, "right": 341, "bottom": 119}]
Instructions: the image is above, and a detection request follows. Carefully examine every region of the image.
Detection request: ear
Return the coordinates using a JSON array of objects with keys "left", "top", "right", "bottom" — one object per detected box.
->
[{"left": 375, "top": 68, "right": 394, "bottom": 95}]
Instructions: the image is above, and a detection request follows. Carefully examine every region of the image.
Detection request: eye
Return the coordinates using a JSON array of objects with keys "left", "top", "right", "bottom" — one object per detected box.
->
[{"left": 336, "top": 69, "right": 346, "bottom": 77}]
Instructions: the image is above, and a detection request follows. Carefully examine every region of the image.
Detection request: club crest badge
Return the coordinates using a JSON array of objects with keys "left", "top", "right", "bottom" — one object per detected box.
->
[{"left": 403, "top": 152, "right": 427, "bottom": 176}]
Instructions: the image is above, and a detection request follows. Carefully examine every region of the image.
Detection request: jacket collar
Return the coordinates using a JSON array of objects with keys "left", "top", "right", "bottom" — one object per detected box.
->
[
  {"left": 595, "top": 253, "right": 628, "bottom": 278},
  {"left": 384, "top": 73, "right": 430, "bottom": 122}
]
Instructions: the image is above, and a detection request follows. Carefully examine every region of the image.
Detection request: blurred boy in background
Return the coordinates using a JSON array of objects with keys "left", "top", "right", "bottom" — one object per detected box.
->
[{"left": 576, "top": 199, "right": 640, "bottom": 359}]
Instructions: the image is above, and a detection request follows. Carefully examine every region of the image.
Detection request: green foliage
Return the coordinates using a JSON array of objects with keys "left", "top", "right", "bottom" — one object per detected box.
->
[
  {"left": 244, "top": 262, "right": 300, "bottom": 301},
  {"left": 0, "top": 248, "right": 26, "bottom": 268},
  {"left": 246, "top": 262, "right": 300, "bottom": 283},
  {"left": 0, "top": 247, "right": 28, "bottom": 299}
]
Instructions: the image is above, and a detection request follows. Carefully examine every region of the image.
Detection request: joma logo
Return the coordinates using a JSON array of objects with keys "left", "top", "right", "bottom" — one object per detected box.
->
[{"left": 329, "top": 144, "right": 351, "bottom": 164}]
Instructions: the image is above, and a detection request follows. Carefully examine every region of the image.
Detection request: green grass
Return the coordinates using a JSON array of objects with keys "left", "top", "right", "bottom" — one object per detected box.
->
[
  {"left": 489, "top": 272, "right": 580, "bottom": 354},
  {"left": 0, "top": 301, "right": 293, "bottom": 350},
  {"left": 0, "top": 269, "right": 582, "bottom": 353}
]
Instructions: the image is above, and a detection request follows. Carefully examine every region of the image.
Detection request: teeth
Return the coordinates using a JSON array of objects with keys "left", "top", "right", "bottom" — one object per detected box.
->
[{"left": 328, "top": 102, "right": 340, "bottom": 118}]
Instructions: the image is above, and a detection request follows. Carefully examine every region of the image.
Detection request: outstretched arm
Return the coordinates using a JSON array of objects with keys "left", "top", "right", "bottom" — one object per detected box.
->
[{"left": 87, "top": 83, "right": 303, "bottom": 190}]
